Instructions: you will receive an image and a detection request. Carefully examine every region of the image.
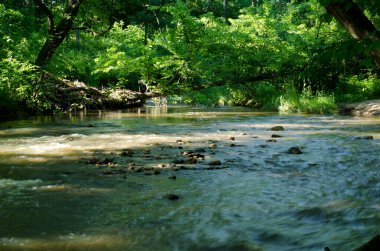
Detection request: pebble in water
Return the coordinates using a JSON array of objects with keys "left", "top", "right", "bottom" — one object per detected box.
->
[
  {"left": 287, "top": 147, "right": 302, "bottom": 154},
  {"left": 270, "top": 126, "right": 285, "bottom": 131},
  {"left": 167, "top": 194, "right": 179, "bottom": 200}
]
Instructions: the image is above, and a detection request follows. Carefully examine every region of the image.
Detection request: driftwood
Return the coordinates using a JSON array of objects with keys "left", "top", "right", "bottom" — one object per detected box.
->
[{"left": 39, "top": 73, "right": 161, "bottom": 111}]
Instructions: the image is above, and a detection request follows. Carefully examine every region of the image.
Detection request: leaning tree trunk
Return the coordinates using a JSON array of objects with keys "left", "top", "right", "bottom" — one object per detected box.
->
[
  {"left": 35, "top": 0, "right": 83, "bottom": 68},
  {"left": 325, "top": 0, "right": 380, "bottom": 68}
]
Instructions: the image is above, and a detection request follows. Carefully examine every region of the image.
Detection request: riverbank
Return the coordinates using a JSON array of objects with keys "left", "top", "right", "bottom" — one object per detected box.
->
[{"left": 339, "top": 100, "right": 380, "bottom": 116}]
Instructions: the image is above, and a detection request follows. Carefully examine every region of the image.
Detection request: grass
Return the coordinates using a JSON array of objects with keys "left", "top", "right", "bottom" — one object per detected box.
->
[{"left": 278, "top": 87, "right": 338, "bottom": 114}]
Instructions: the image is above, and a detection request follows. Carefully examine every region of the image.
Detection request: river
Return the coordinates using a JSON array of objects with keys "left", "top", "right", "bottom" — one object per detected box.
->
[{"left": 0, "top": 107, "right": 379, "bottom": 251}]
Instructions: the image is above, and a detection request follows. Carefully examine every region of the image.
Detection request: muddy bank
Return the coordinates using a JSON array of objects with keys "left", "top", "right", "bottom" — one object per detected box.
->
[{"left": 340, "top": 100, "right": 380, "bottom": 116}]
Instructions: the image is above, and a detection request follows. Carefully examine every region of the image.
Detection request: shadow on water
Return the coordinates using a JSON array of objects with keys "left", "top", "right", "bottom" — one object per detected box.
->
[{"left": 0, "top": 107, "right": 379, "bottom": 250}]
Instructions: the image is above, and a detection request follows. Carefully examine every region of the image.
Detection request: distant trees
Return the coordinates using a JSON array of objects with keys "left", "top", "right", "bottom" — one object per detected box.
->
[{"left": 1, "top": 0, "right": 380, "bottom": 114}]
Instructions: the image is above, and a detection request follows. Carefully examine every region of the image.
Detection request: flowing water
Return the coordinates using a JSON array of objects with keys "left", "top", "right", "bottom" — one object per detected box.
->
[{"left": 0, "top": 107, "right": 379, "bottom": 251}]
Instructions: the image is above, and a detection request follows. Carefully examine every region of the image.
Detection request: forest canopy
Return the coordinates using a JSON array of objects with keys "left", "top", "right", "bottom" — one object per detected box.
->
[{"left": 1, "top": 0, "right": 380, "bottom": 116}]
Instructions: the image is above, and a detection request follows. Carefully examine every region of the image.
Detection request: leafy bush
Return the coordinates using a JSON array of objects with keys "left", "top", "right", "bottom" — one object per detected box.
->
[
  {"left": 0, "top": 57, "right": 39, "bottom": 114},
  {"left": 279, "top": 86, "right": 337, "bottom": 114},
  {"left": 336, "top": 73, "right": 380, "bottom": 103}
]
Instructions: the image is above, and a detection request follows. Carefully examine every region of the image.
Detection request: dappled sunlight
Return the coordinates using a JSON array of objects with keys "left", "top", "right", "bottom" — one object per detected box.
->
[{"left": 31, "top": 184, "right": 113, "bottom": 195}]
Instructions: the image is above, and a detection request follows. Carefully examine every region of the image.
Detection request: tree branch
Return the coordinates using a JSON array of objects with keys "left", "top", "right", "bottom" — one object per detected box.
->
[{"left": 34, "top": 0, "right": 55, "bottom": 33}]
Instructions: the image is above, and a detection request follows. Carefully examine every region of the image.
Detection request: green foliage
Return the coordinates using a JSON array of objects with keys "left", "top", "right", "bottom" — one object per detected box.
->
[
  {"left": 336, "top": 73, "right": 380, "bottom": 102},
  {"left": 1, "top": 0, "right": 380, "bottom": 116},
  {"left": 278, "top": 86, "right": 338, "bottom": 114},
  {"left": 0, "top": 57, "right": 39, "bottom": 113}
]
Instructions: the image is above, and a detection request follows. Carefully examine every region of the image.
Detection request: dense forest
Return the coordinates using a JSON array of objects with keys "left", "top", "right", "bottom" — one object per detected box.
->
[{"left": 1, "top": 0, "right": 380, "bottom": 117}]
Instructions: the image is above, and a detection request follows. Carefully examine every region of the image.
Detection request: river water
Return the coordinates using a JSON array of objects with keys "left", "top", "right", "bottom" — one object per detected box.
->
[{"left": 0, "top": 107, "right": 379, "bottom": 251}]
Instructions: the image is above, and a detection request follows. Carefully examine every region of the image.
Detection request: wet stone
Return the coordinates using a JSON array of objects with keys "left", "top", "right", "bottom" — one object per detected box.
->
[
  {"left": 208, "top": 160, "right": 222, "bottom": 165},
  {"left": 167, "top": 194, "right": 179, "bottom": 200},
  {"left": 271, "top": 134, "right": 283, "bottom": 138},
  {"left": 354, "top": 136, "right": 374, "bottom": 140},
  {"left": 92, "top": 158, "right": 116, "bottom": 166},
  {"left": 352, "top": 234, "right": 380, "bottom": 251},
  {"left": 182, "top": 152, "right": 205, "bottom": 159},
  {"left": 209, "top": 143, "right": 218, "bottom": 148},
  {"left": 267, "top": 139, "right": 277, "bottom": 143},
  {"left": 143, "top": 149, "right": 151, "bottom": 154},
  {"left": 173, "top": 159, "right": 185, "bottom": 164},
  {"left": 121, "top": 149, "right": 134, "bottom": 157},
  {"left": 185, "top": 157, "right": 198, "bottom": 164},
  {"left": 194, "top": 148, "right": 206, "bottom": 153},
  {"left": 287, "top": 147, "right": 302, "bottom": 154},
  {"left": 270, "top": 126, "right": 285, "bottom": 131},
  {"left": 168, "top": 175, "right": 177, "bottom": 180}
]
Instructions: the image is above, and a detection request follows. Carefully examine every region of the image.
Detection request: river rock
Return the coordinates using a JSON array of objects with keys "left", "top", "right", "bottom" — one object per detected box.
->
[
  {"left": 208, "top": 160, "right": 222, "bottom": 165},
  {"left": 194, "top": 148, "right": 207, "bottom": 153},
  {"left": 182, "top": 151, "right": 205, "bottom": 159},
  {"left": 287, "top": 147, "right": 302, "bottom": 154},
  {"left": 353, "top": 234, "right": 380, "bottom": 251},
  {"left": 143, "top": 149, "right": 151, "bottom": 154},
  {"left": 167, "top": 194, "right": 180, "bottom": 200},
  {"left": 168, "top": 175, "right": 177, "bottom": 180},
  {"left": 121, "top": 149, "right": 134, "bottom": 157},
  {"left": 209, "top": 143, "right": 217, "bottom": 148},
  {"left": 354, "top": 136, "right": 374, "bottom": 140},
  {"left": 271, "top": 134, "right": 283, "bottom": 138},
  {"left": 270, "top": 126, "right": 285, "bottom": 131},
  {"left": 267, "top": 139, "right": 277, "bottom": 143},
  {"left": 173, "top": 159, "right": 185, "bottom": 164}
]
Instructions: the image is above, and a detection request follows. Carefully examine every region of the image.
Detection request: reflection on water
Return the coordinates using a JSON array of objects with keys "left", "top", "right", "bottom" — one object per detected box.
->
[{"left": 0, "top": 107, "right": 379, "bottom": 251}]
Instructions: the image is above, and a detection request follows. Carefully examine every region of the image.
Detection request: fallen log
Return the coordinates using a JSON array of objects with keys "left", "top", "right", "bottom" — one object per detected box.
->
[{"left": 39, "top": 72, "right": 161, "bottom": 111}]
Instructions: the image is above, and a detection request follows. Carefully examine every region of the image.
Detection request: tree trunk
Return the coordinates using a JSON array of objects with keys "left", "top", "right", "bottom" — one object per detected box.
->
[
  {"left": 35, "top": 0, "right": 83, "bottom": 68},
  {"left": 325, "top": 0, "right": 380, "bottom": 68},
  {"left": 223, "top": 0, "right": 228, "bottom": 23}
]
